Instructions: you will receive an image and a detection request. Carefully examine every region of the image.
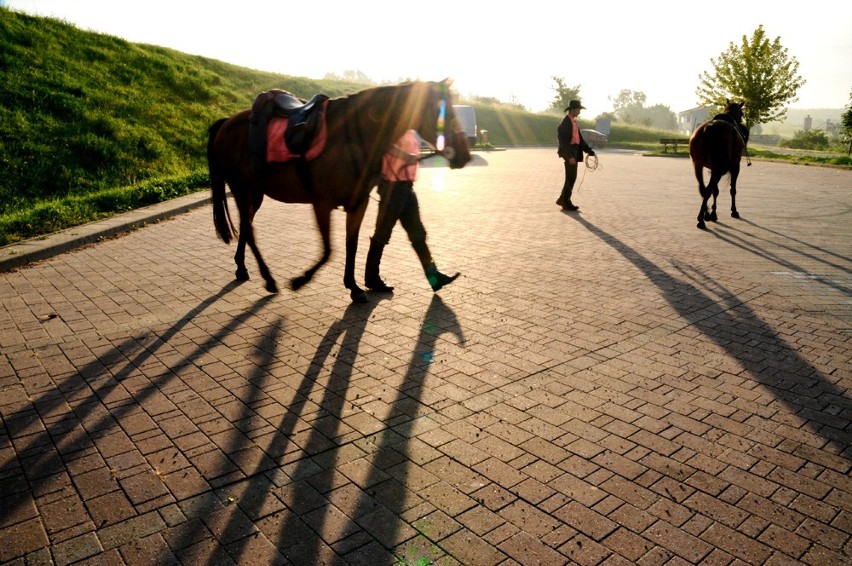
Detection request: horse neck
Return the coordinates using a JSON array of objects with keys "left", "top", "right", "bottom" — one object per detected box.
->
[
  {"left": 328, "top": 85, "right": 423, "bottom": 166},
  {"left": 721, "top": 107, "right": 743, "bottom": 124}
]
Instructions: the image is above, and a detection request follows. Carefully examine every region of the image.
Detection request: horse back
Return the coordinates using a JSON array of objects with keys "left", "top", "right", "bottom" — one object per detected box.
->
[{"left": 689, "top": 120, "right": 743, "bottom": 174}]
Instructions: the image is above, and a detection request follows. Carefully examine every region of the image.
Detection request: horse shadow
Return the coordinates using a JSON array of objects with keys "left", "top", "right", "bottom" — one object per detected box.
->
[
  {"left": 567, "top": 214, "right": 851, "bottom": 456},
  {"left": 709, "top": 224, "right": 852, "bottom": 297},
  {"left": 0, "top": 281, "right": 285, "bottom": 560},
  {"left": 736, "top": 218, "right": 852, "bottom": 268},
  {"left": 2, "top": 272, "right": 470, "bottom": 564},
  {"left": 714, "top": 218, "right": 852, "bottom": 288}
]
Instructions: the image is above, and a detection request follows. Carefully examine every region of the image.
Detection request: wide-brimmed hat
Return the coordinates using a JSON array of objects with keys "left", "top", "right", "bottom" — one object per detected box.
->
[{"left": 564, "top": 100, "right": 586, "bottom": 111}]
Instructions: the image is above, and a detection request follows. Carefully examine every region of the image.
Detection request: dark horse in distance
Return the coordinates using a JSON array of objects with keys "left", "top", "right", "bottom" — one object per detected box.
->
[
  {"left": 207, "top": 80, "right": 471, "bottom": 302},
  {"left": 688, "top": 100, "right": 748, "bottom": 229}
]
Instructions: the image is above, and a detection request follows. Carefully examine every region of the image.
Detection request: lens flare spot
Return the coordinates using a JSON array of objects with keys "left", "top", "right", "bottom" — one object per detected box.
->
[{"left": 428, "top": 170, "right": 446, "bottom": 193}]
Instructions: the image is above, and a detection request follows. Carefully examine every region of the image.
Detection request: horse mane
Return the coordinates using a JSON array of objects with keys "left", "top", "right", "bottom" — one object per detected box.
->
[
  {"left": 328, "top": 81, "right": 441, "bottom": 164},
  {"left": 337, "top": 81, "right": 438, "bottom": 131}
]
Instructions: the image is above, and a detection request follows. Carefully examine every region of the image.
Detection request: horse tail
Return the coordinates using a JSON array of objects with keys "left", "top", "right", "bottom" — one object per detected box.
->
[{"left": 208, "top": 118, "right": 236, "bottom": 244}]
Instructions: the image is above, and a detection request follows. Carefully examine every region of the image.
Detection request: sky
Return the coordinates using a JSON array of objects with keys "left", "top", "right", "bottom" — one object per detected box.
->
[{"left": 4, "top": 0, "right": 852, "bottom": 114}]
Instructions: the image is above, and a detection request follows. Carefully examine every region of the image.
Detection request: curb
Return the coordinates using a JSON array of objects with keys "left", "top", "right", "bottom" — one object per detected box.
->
[{"left": 0, "top": 191, "right": 212, "bottom": 272}]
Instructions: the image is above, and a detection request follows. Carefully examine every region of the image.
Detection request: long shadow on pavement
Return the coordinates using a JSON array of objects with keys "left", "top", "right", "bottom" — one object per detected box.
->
[
  {"left": 569, "top": 214, "right": 851, "bottom": 457},
  {"left": 246, "top": 295, "right": 463, "bottom": 565},
  {"left": 737, "top": 217, "right": 852, "bottom": 269},
  {"left": 710, "top": 221, "right": 851, "bottom": 297},
  {"left": 256, "top": 297, "right": 385, "bottom": 564},
  {"left": 0, "top": 281, "right": 276, "bottom": 562}
]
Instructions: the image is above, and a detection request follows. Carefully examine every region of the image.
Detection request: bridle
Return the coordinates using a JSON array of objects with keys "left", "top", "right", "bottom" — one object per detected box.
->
[{"left": 418, "top": 83, "right": 458, "bottom": 163}]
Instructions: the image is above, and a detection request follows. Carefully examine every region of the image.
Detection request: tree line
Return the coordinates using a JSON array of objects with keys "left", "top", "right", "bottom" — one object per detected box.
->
[{"left": 549, "top": 24, "right": 852, "bottom": 153}]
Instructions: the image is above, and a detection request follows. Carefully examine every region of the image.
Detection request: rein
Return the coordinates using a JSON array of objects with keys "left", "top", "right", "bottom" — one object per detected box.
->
[{"left": 416, "top": 143, "right": 453, "bottom": 163}]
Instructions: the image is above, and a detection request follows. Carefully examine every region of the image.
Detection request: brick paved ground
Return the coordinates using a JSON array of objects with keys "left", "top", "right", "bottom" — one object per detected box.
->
[{"left": 0, "top": 148, "right": 849, "bottom": 565}]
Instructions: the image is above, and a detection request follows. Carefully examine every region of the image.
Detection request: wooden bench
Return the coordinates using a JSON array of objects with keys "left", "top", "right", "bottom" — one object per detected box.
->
[{"left": 660, "top": 138, "right": 690, "bottom": 153}]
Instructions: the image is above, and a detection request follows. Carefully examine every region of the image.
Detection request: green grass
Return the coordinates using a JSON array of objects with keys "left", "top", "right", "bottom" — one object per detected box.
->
[
  {"left": 0, "top": 171, "right": 211, "bottom": 245},
  {"left": 1, "top": 7, "right": 847, "bottom": 247}
]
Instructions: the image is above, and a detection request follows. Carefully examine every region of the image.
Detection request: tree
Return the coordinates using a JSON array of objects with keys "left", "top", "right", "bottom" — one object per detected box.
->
[
  {"left": 640, "top": 104, "right": 678, "bottom": 131},
  {"left": 548, "top": 77, "right": 581, "bottom": 113},
  {"left": 610, "top": 89, "right": 647, "bottom": 123},
  {"left": 696, "top": 25, "right": 805, "bottom": 132},
  {"left": 841, "top": 89, "right": 852, "bottom": 155},
  {"left": 609, "top": 90, "right": 677, "bottom": 130}
]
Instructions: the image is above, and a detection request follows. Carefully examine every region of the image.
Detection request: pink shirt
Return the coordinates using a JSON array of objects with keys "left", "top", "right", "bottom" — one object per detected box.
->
[
  {"left": 569, "top": 114, "right": 580, "bottom": 145},
  {"left": 382, "top": 130, "right": 419, "bottom": 182}
]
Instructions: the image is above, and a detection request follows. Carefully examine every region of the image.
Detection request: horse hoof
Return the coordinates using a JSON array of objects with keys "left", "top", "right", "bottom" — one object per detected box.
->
[
  {"left": 235, "top": 269, "right": 250, "bottom": 281},
  {"left": 266, "top": 280, "right": 279, "bottom": 294},
  {"left": 709, "top": 213, "right": 718, "bottom": 222},
  {"left": 697, "top": 222, "right": 707, "bottom": 230},
  {"left": 732, "top": 211, "right": 740, "bottom": 219},
  {"left": 350, "top": 289, "right": 369, "bottom": 303}
]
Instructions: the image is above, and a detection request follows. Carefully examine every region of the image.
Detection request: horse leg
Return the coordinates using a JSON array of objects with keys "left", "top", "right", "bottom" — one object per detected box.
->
[
  {"left": 706, "top": 171, "right": 721, "bottom": 223},
  {"left": 344, "top": 198, "right": 369, "bottom": 304},
  {"left": 236, "top": 192, "right": 278, "bottom": 293},
  {"left": 243, "top": 224, "right": 278, "bottom": 293},
  {"left": 291, "top": 202, "right": 332, "bottom": 292},
  {"left": 730, "top": 164, "right": 740, "bottom": 218},
  {"left": 694, "top": 164, "right": 709, "bottom": 229},
  {"left": 234, "top": 230, "right": 249, "bottom": 281},
  {"left": 231, "top": 190, "right": 252, "bottom": 281}
]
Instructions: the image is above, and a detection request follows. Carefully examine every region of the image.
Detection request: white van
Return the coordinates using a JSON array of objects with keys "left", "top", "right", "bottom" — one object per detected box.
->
[{"left": 452, "top": 105, "right": 477, "bottom": 146}]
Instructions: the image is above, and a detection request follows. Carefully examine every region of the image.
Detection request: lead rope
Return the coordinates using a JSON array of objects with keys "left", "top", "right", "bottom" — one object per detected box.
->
[
  {"left": 575, "top": 152, "right": 601, "bottom": 193},
  {"left": 737, "top": 127, "right": 752, "bottom": 166}
]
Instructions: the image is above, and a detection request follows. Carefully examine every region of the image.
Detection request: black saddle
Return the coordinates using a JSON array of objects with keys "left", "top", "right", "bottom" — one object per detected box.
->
[{"left": 249, "top": 89, "right": 329, "bottom": 173}]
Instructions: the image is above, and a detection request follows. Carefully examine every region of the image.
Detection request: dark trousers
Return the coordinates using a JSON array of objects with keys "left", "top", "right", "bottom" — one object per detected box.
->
[
  {"left": 560, "top": 159, "right": 578, "bottom": 204},
  {"left": 372, "top": 180, "right": 427, "bottom": 246}
]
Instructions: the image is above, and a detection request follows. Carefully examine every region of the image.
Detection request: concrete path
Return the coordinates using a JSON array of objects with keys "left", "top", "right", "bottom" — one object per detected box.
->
[{"left": 1, "top": 149, "right": 850, "bottom": 565}]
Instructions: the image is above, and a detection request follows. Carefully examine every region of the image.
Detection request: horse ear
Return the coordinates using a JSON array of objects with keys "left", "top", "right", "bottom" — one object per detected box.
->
[{"left": 441, "top": 78, "right": 454, "bottom": 89}]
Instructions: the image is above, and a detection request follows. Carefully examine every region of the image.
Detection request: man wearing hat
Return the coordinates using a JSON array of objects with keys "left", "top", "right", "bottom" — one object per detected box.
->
[{"left": 556, "top": 100, "right": 595, "bottom": 211}]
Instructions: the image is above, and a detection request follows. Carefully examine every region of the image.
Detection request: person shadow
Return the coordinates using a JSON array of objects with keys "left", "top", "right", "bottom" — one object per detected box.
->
[{"left": 227, "top": 295, "right": 464, "bottom": 565}]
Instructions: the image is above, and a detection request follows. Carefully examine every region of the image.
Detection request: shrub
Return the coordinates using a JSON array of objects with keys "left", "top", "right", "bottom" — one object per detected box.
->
[{"left": 781, "top": 129, "right": 830, "bottom": 150}]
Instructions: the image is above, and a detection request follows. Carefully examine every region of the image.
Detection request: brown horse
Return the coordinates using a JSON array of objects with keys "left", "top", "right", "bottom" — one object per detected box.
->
[
  {"left": 688, "top": 100, "right": 747, "bottom": 229},
  {"left": 207, "top": 80, "right": 470, "bottom": 302}
]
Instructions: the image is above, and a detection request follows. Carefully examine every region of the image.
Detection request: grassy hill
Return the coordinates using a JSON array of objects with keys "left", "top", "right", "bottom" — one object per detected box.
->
[{"left": 0, "top": 8, "right": 380, "bottom": 244}]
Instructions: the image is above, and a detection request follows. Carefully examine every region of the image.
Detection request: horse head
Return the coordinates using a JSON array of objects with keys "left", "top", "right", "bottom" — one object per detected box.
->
[
  {"left": 402, "top": 80, "right": 471, "bottom": 169},
  {"left": 723, "top": 99, "right": 745, "bottom": 124}
]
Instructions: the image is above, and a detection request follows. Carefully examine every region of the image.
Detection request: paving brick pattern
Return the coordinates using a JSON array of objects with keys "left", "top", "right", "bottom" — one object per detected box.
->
[{"left": 1, "top": 148, "right": 850, "bottom": 565}]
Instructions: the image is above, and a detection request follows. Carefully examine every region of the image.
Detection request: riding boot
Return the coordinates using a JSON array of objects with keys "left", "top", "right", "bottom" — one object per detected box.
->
[
  {"left": 364, "top": 238, "right": 394, "bottom": 292},
  {"left": 413, "top": 241, "right": 459, "bottom": 292}
]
